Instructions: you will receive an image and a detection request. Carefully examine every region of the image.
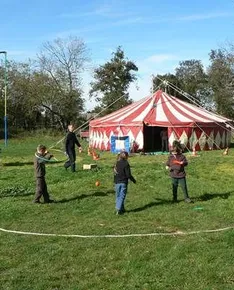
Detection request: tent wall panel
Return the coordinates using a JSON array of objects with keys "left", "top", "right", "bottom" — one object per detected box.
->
[{"left": 90, "top": 125, "right": 231, "bottom": 151}]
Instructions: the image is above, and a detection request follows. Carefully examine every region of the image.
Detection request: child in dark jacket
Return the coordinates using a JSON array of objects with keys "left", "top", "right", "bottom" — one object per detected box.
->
[
  {"left": 166, "top": 140, "right": 193, "bottom": 203},
  {"left": 33, "top": 144, "right": 54, "bottom": 204},
  {"left": 114, "top": 151, "right": 136, "bottom": 215}
]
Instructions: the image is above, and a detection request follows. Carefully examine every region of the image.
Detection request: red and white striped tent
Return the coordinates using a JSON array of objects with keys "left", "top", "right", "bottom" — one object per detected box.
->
[{"left": 89, "top": 90, "right": 232, "bottom": 151}]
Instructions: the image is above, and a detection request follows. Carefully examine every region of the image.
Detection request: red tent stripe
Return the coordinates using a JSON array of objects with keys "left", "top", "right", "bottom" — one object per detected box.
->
[
  {"left": 161, "top": 94, "right": 192, "bottom": 124},
  {"left": 114, "top": 97, "right": 151, "bottom": 122},
  {"left": 164, "top": 94, "right": 214, "bottom": 123},
  {"left": 90, "top": 90, "right": 231, "bottom": 127},
  {"left": 132, "top": 97, "right": 156, "bottom": 122},
  {"left": 174, "top": 96, "right": 229, "bottom": 122},
  {"left": 91, "top": 96, "right": 149, "bottom": 125},
  {"left": 90, "top": 99, "right": 139, "bottom": 124}
]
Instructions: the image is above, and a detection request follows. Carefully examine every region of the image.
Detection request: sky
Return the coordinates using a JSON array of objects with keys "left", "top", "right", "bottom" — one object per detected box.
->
[{"left": 0, "top": 0, "right": 234, "bottom": 110}]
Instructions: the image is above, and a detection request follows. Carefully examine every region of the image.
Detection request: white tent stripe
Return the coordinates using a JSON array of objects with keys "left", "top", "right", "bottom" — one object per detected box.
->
[
  {"left": 163, "top": 95, "right": 192, "bottom": 123},
  {"left": 175, "top": 96, "right": 230, "bottom": 122},
  {"left": 154, "top": 94, "right": 169, "bottom": 122},
  {"left": 93, "top": 96, "right": 149, "bottom": 123},
  {"left": 113, "top": 97, "right": 150, "bottom": 122},
  {"left": 91, "top": 90, "right": 230, "bottom": 127},
  {"left": 166, "top": 94, "right": 213, "bottom": 123},
  {"left": 132, "top": 97, "right": 155, "bottom": 122}
]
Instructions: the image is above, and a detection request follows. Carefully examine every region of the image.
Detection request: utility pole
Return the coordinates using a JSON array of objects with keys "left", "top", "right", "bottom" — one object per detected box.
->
[
  {"left": 0, "top": 51, "right": 8, "bottom": 146},
  {"left": 151, "top": 74, "right": 155, "bottom": 94}
]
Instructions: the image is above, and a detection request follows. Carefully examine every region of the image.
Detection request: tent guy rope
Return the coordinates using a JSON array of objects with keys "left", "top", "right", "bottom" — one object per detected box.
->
[
  {"left": 157, "top": 76, "right": 233, "bottom": 135},
  {"left": 48, "top": 84, "right": 162, "bottom": 150}
]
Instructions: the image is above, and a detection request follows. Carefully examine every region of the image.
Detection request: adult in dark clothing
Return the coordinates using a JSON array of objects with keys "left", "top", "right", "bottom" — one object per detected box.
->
[
  {"left": 160, "top": 128, "right": 168, "bottom": 152},
  {"left": 166, "top": 140, "right": 193, "bottom": 203},
  {"left": 33, "top": 144, "right": 54, "bottom": 203},
  {"left": 114, "top": 151, "right": 136, "bottom": 215},
  {"left": 64, "top": 124, "right": 82, "bottom": 172}
]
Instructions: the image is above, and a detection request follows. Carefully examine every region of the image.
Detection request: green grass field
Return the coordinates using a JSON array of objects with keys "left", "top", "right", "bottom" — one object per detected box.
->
[{"left": 1, "top": 136, "right": 234, "bottom": 290}]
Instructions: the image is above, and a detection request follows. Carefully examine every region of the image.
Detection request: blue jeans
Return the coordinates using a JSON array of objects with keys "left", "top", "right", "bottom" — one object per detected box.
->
[{"left": 115, "top": 183, "right": 127, "bottom": 211}]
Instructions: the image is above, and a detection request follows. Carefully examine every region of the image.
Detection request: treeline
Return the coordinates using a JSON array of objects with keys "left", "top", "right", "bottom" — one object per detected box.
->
[
  {"left": 0, "top": 36, "right": 90, "bottom": 133},
  {"left": 153, "top": 47, "right": 234, "bottom": 119},
  {"left": 0, "top": 36, "right": 234, "bottom": 136}
]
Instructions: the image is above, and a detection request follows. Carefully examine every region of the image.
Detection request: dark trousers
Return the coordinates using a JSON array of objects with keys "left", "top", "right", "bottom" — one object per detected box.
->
[
  {"left": 161, "top": 139, "right": 168, "bottom": 152},
  {"left": 64, "top": 149, "right": 76, "bottom": 172},
  {"left": 34, "top": 177, "right": 50, "bottom": 202},
  {"left": 171, "top": 177, "right": 189, "bottom": 200}
]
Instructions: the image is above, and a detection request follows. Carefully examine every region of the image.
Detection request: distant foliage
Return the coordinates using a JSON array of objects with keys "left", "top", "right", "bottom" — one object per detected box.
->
[
  {"left": 208, "top": 48, "right": 234, "bottom": 118},
  {"left": 89, "top": 47, "right": 138, "bottom": 115},
  {"left": 1, "top": 38, "right": 234, "bottom": 135}
]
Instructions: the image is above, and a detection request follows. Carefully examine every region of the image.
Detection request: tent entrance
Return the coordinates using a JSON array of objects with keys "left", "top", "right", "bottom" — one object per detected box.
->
[{"left": 143, "top": 125, "right": 168, "bottom": 152}]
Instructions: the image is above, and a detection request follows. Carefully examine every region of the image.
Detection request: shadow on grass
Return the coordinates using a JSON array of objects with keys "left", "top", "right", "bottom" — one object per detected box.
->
[
  {"left": 127, "top": 198, "right": 172, "bottom": 213},
  {"left": 128, "top": 191, "right": 233, "bottom": 213},
  {"left": 56, "top": 189, "right": 115, "bottom": 203},
  {"left": 3, "top": 161, "right": 34, "bottom": 166},
  {"left": 0, "top": 176, "right": 15, "bottom": 181},
  {"left": 0, "top": 191, "right": 33, "bottom": 198},
  {"left": 3, "top": 160, "right": 64, "bottom": 166},
  {"left": 196, "top": 191, "right": 233, "bottom": 201}
]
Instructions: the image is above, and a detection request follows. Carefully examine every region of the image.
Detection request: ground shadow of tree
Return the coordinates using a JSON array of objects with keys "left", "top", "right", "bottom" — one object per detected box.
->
[{"left": 56, "top": 189, "right": 115, "bottom": 203}]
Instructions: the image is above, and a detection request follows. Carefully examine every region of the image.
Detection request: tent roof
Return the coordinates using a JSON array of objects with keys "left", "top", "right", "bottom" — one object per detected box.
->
[{"left": 90, "top": 90, "right": 231, "bottom": 128}]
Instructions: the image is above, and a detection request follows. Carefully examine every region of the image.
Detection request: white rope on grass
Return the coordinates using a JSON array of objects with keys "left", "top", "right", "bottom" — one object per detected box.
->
[{"left": 0, "top": 226, "right": 233, "bottom": 239}]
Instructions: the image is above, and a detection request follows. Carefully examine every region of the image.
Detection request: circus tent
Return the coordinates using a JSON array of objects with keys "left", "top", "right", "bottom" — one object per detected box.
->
[{"left": 89, "top": 90, "right": 232, "bottom": 151}]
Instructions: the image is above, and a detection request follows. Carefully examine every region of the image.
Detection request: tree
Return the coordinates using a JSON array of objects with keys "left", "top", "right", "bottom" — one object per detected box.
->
[
  {"left": 37, "top": 36, "right": 90, "bottom": 129},
  {"left": 153, "top": 61, "right": 212, "bottom": 106},
  {"left": 5, "top": 61, "right": 42, "bottom": 130},
  {"left": 175, "top": 60, "right": 208, "bottom": 104},
  {"left": 89, "top": 47, "right": 138, "bottom": 115},
  {"left": 5, "top": 61, "right": 56, "bottom": 131},
  {"left": 208, "top": 48, "right": 234, "bottom": 118}
]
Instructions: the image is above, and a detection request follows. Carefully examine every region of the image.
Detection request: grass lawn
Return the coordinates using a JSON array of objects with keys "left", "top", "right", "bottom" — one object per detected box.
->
[{"left": 0, "top": 136, "right": 234, "bottom": 290}]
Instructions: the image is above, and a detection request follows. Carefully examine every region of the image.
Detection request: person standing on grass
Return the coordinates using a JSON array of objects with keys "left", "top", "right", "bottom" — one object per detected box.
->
[
  {"left": 33, "top": 144, "right": 54, "bottom": 204},
  {"left": 166, "top": 140, "right": 193, "bottom": 203},
  {"left": 64, "top": 124, "right": 82, "bottom": 172},
  {"left": 160, "top": 128, "right": 168, "bottom": 152},
  {"left": 114, "top": 151, "right": 136, "bottom": 215}
]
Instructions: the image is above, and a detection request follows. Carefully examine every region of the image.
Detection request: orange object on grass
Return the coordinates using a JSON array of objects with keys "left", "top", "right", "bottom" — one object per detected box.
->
[{"left": 92, "top": 150, "right": 100, "bottom": 160}]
